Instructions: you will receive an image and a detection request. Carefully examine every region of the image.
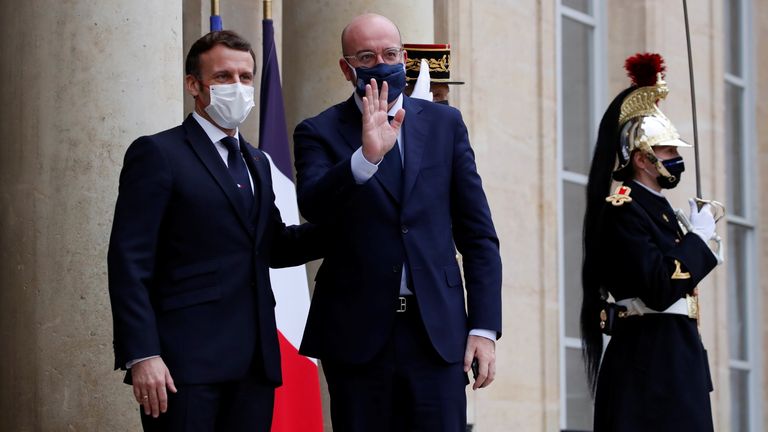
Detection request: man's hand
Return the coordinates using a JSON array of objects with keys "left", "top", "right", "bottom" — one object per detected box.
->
[
  {"left": 361, "top": 79, "right": 405, "bottom": 164},
  {"left": 464, "top": 335, "right": 496, "bottom": 390},
  {"left": 131, "top": 357, "right": 178, "bottom": 418}
]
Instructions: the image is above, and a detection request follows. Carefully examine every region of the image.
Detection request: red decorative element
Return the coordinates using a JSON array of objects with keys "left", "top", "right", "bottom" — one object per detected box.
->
[
  {"left": 624, "top": 53, "right": 666, "bottom": 87},
  {"left": 272, "top": 331, "right": 323, "bottom": 432}
]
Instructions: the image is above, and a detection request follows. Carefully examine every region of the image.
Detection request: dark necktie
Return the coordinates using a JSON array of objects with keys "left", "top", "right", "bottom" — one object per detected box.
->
[
  {"left": 386, "top": 115, "right": 403, "bottom": 169},
  {"left": 221, "top": 136, "right": 253, "bottom": 213},
  {"left": 387, "top": 116, "right": 403, "bottom": 162},
  {"left": 376, "top": 117, "right": 403, "bottom": 201}
]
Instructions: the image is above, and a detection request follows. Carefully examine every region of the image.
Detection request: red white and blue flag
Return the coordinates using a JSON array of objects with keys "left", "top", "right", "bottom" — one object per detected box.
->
[{"left": 259, "top": 17, "right": 323, "bottom": 432}]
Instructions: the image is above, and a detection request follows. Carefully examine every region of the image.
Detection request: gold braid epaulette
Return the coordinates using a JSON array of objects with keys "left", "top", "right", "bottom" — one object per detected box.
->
[{"left": 605, "top": 185, "right": 633, "bottom": 207}]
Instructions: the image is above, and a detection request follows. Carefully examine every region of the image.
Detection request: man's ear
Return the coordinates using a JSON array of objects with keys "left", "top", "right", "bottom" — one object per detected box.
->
[
  {"left": 339, "top": 58, "right": 354, "bottom": 82},
  {"left": 631, "top": 150, "right": 645, "bottom": 169},
  {"left": 185, "top": 74, "right": 200, "bottom": 98}
]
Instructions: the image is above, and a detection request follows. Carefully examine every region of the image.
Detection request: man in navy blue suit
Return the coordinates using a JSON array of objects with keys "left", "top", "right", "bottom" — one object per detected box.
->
[
  {"left": 294, "top": 13, "right": 502, "bottom": 432},
  {"left": 107, "top": 31, "right": 323, "bottom": 431}
]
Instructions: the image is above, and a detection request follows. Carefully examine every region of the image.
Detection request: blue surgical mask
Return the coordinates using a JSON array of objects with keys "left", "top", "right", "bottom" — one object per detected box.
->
[{"left": 349, "top": 62, "right": 406, "bottom": 103}]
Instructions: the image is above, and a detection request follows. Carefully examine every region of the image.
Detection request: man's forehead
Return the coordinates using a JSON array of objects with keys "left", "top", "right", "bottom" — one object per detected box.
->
[
  {"left": 200, "top": 45, "right": 253, "bottom": 68},
  {"left": 343, "top": 17, "right": 400, "bottom": 51}
]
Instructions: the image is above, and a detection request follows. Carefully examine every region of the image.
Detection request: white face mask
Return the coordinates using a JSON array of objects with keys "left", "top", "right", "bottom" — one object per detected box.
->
[{"left": 204, "top": 82, "right": 255, "bottom": 129}]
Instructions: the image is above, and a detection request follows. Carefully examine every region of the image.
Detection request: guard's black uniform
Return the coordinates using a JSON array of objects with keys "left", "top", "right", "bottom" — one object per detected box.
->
[{"left": 593, "top": 181, "right": 717, "bottom": 432}]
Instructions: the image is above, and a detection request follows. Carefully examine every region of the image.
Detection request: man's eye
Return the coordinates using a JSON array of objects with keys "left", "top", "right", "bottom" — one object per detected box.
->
[{"left": 359, "top": 53, "right": 374, "bottom": 63}]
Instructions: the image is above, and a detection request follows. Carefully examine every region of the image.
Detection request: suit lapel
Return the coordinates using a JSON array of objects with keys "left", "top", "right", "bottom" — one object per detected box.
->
[
  {"left": 240, "top": 138, "right": 269, "bottom": 242},
  {"left": 182, "top": 115, "right": 254, "bottom": 237},
  {"left": 401, "top": 97, "right": 427, "bottom": 203},
  {"left": 337, "top": 96, "right": 363, "bottom": 152},
  {"left": 375, "top": 143, "right": 403, "bottom": 204}
]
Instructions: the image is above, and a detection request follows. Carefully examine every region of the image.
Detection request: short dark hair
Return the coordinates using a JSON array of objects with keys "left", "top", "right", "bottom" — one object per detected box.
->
[{"left": 185, "top": 30, "right": 256, "bottom": 78}]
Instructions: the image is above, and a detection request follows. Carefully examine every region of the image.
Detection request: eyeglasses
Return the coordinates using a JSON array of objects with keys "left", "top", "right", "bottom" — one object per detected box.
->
[{"left": 343, "top": 47, "right": 403, "bottom": 69}]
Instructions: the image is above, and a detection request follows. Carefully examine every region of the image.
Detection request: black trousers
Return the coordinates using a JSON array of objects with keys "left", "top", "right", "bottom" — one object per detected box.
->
[
  {"left": 322, "top": 298, "right": 468, "bottom": 432},
  {"left": 139, "top": 373, "right": 275, "bottom": 432}
]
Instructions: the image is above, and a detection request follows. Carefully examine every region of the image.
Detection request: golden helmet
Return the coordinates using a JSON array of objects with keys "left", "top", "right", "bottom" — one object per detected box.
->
[{"left": 613, "top": 53, "right": 690, "bottom": 183}]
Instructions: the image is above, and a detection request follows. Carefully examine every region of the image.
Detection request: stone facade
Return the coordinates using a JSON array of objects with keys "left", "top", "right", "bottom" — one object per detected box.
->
[{"left": 0, "top": 1, "right": 765, "bottom": 430}]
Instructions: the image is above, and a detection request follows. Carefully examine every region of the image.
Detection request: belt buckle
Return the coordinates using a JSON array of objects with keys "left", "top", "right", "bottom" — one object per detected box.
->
[
  {"left": 685, "top": 294, "right": 699, "bottom": 319},
  {"left": 397, "top": 296, "right": 407, "bottom": 313}
]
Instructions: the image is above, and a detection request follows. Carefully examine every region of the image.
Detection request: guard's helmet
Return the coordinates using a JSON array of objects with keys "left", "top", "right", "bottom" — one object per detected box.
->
[{"left": 612, "top": 53, "right": 690, "bottom": 184}]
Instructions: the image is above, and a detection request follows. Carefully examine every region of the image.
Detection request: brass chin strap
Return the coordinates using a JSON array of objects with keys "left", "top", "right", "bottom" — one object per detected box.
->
[
  {"left": 635, "top": 139, "right": 677, "bottom": 184},
  {"left": 651, "top": 158, "right": 676, "bottom": 184},
  {"left": 644, "top": 152, "right": 677, "bottom": 183}
]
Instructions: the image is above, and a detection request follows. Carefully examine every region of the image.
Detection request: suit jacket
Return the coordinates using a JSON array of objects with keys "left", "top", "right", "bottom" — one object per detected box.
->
[
  {"left": 293, "top": 96, "right": 502, "bottom": 364},
  {"left": 108, "top": 114, "right": 321, "bottom": 386},
  {"left": 593, "top": 181, "right": 717, "bottom": 432}
]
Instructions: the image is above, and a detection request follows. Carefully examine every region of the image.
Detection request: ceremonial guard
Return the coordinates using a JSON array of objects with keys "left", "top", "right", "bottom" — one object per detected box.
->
[{"left": 580, "top": 53, "right": 721, "bottom": 431}]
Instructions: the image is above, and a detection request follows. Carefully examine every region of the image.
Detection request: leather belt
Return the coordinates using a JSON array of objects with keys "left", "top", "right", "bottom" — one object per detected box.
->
[
  {"left": 615, "top": 295, "right": 698, "bottom": 319},
  {"left": 397, "top": 296, "right": 414, "bottom": 313}
]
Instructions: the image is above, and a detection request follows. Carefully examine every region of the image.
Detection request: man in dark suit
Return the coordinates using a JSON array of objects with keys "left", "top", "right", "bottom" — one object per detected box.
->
[
  {"left": 107, "top": 31, "right": 322, "bottom": 431},
  {"left": 293, "top": 13, "right": 502, "bottom": 432}
]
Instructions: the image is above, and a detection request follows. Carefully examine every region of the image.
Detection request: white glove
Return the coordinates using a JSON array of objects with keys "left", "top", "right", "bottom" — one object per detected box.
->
[{"left": 689, "top": 198, "right": 715, "bottom": 242}]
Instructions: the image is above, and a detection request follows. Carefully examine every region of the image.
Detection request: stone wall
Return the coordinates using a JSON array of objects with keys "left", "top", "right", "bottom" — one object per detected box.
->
[{"left": 0, "top": 0, "right": 763, "bottom": 430}]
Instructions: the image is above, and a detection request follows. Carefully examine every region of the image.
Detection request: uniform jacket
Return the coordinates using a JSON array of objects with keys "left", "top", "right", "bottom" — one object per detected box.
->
[
  {"left": 293, "top": 95, "right": 502, "bottom": 364},
  {"left": 108, "top": 115, "right": 322, "bottom": 386},
  {"left": 594, "top": 181, "right": 718, "bottom": 432}
]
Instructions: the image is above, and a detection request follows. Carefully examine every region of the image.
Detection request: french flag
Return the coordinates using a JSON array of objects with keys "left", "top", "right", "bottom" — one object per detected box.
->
[{"left": 259, "top": 17, "right": 323, "bottom": 432}]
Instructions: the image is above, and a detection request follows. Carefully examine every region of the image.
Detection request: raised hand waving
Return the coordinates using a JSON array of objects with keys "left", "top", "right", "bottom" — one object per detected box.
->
[{"left": 361, "top": 79, "right": 405, "bottom": 164}]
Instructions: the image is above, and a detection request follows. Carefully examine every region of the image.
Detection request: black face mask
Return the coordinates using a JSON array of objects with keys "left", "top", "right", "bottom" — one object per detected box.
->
[{"left": 657, "top": 156, "right": 685, "bottom": 189}]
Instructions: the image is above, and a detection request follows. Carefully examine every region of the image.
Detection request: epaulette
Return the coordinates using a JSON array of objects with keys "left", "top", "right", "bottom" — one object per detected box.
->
[{"left": 605, "top": 184, "right": 633, "bottom": 207}]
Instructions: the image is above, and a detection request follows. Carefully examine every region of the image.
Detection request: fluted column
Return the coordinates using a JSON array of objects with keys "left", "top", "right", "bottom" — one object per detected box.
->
[
  {"left": 434, "top": 0, "right": 561, "bottom": 430},
  {"left": 0, "top": 1, "right": 182, "bottom": 429}
]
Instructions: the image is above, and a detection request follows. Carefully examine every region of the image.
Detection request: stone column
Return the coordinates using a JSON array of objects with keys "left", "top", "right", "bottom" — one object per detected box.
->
[
  {"left": 758, "top": 0, "right": 768, "bottom": 427},
  {"left": 282, "top": 3, "right": 433, "bottom": 430},
  {"left": 434, "top": 1, "right": 560, "bottom": 430},
  {"left": 0, "top": 1, "right": 182, "bottom": 430}
]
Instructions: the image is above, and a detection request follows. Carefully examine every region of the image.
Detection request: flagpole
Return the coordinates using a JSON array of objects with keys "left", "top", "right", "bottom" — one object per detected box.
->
[
  {"left": 259, "top": 2, "right": 325, "bottom": 429},
  {"left": 210, "top": 0, "right": 222, "bottom": 31},
  {"left": 264, "top": 0, "right": 272, "bottom": 20}
]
